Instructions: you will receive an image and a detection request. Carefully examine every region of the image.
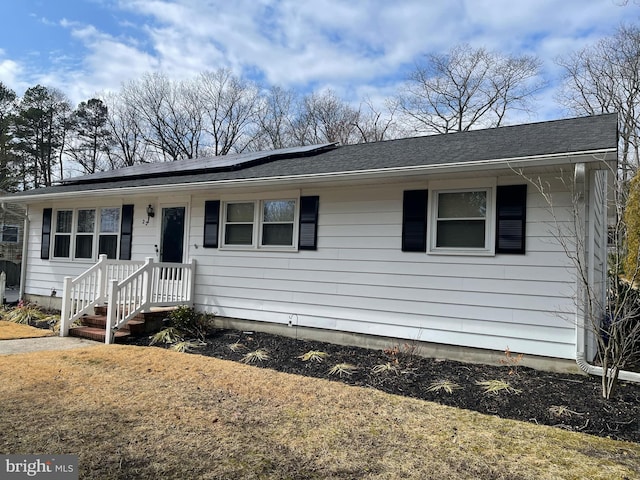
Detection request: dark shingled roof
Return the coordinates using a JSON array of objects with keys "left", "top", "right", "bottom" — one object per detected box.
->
[{"left": 5, "top": 114, "right": 618, "bottom": 198}]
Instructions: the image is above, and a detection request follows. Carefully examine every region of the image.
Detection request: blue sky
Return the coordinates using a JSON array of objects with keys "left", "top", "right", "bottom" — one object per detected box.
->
[{"left": 0, "top": 0, "right": 637, "bottom": 122}]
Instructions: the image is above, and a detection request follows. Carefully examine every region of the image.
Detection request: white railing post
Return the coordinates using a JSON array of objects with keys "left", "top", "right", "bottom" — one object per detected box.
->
[
  {"left": 187, "top": 259, "right": 196, "bottom": 307},
  {"left": 59, "top": 276, "right": 73, "bottom": 337},
  {"left": 142, "top": 257, "right": 154, "bottom": 312},
  {"left": 96, "top": 254, "right": 108, "bottom": 303},
  {"left": 105, "top": 279, "right": 118, "bottom": 345},
  {"left": 0, "top": 271, "right": 5, "bottom": 305}
]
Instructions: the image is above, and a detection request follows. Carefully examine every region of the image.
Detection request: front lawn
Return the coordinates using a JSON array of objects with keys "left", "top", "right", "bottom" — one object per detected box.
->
[
  {"left": 0, "top": 345, "right": 638, "bottom": 479},
  {"left": 0, "top": 320, "right": 53, "bottom": 340}
]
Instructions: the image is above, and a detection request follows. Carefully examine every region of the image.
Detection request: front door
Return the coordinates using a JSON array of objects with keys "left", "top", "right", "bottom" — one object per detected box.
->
[{"left": 160, "top": 206, "right": 185, "bottom": 263}]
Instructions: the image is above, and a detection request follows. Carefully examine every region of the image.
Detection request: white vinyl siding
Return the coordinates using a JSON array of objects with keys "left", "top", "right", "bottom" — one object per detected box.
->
[{"left": 188, "top": 175, "right": 579, "bottom": 359}]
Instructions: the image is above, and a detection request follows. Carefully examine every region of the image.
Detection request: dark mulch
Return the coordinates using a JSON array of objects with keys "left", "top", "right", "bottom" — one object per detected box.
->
[{"left": 124, "top": 329, "right": 640, "bottom": 444}]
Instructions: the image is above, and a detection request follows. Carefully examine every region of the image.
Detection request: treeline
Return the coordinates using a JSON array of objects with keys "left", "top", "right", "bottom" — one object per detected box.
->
[{"left": 1, "top": 25, "right": 640, "bottom": 191}]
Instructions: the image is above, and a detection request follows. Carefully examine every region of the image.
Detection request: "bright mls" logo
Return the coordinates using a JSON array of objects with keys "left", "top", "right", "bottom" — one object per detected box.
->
[{"left": 1, "top": 455, "right": 78, "bottom": 479}]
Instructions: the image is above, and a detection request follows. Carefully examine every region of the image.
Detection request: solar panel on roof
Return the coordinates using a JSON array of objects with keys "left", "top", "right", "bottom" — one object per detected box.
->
[{"left": 60, "top": 143, "right": 337, "bottom": 185}]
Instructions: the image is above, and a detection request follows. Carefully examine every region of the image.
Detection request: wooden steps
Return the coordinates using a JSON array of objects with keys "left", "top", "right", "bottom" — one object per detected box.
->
[{"left": 68, "top": 307, "right": 171, "bottom": 343}]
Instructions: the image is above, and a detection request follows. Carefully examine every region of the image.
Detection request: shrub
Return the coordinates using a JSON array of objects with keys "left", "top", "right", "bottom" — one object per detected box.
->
[{"left": 166, "top": 305, "right": 214, "bottom": 341}]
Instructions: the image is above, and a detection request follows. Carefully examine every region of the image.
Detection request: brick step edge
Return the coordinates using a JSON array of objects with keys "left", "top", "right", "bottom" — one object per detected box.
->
[{"left": 68, "top": 326, "right": 130, "bottom": 343}]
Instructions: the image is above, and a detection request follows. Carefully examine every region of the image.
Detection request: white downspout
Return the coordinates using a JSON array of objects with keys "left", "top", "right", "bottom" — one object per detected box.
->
[
  {"left": 0, "top": 202, "right": 29, "bottom": 302},
  {"left": 573, "top": 164, "right": 640, "bottom": 383}
]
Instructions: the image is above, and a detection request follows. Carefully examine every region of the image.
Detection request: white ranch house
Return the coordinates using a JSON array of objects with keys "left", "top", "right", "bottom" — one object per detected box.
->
[{"left": 0, "top": 114, "right": 619, "bottom": 372}]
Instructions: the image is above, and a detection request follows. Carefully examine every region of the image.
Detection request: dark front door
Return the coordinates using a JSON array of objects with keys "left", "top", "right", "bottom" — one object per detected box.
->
[{"left": 160, "top": 207, "right": 185, "bottom": 263}]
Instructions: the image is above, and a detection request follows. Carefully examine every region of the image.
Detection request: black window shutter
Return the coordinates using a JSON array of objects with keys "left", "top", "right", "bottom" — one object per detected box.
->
[
  {"left": 299, "top": 196, "right": 319, "bottom": 250},
  {"left": 119, "top": 204, "right": 134, "bottom": 260},
  {"left": 496, "top": 184, "right": 527, "bottom": 254},
  {"left": 41, "top": 208, "right": 52, "bottom": 259},
  {"left": 402, "top": 190, "right": 428, "bottom": 252},
  {"left": 203, "top": 200, "right": 220, "bottom": 248}
]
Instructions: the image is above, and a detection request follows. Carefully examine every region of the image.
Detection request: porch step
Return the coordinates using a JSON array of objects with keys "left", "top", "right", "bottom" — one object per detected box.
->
[
  {"left": 69, "top": 308, "right": 173, "bottom": 343},
  {"left": 68, "top": 326, "right": 131, "bottom": 343}
]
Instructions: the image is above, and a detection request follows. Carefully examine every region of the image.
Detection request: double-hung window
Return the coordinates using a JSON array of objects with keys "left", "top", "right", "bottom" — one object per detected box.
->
[
  {"left": 222, "top": 198, "right": 297, "bottom": 248},
  {"left": 224, "top": 202, "right": 255, "bottom": 245},
  {"left": 435, "top": 190, "right": 488, "bottom": 249},
  {"left": 262, "top": 200, "right": 295, "bottom": 246},
  {"left": 98, "top": 207, "right": 121, "bottom": 258}
]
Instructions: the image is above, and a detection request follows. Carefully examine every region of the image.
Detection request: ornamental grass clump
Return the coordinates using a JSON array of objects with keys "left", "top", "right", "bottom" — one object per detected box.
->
[
  {"left": 298, "top": 350, "right": 329, "bottom": 363},
  {"left": 241, "top": 349, "right": 270, "bottom": 364},
  {"left": 3, "top": 303, "right": 49, "bottom": 325},
  {"left": 426, "top": 380, "right": 462, "bottom": 394},
  {"left": 328, "top": 363, "right": 358, "bottom": 377},
  {"left": 476, "top": 379, "right": 521, "bottom": 396}
]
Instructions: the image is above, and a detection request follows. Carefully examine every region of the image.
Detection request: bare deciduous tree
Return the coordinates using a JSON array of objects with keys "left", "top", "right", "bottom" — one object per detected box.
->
[
  {"left": 120, "top": 72, "right": 203, "bottom": 161},
  {"left": 556, "top": 24, "right": 640, "bottom": 181},
  {"left": 198, "top": 69, "right": 260, "bottom": 155},
  {"left": 397, "top": 44, "right": 543, "bottom": 134},
  {"left": 294, "top": 90, "right": 360, "bottom": 145},
  {"left": 254, "top": 85, "right": 299, "bottom": 150},
  {"left": 103, "top": 91, "right": 150, "bottom": 168},
  {"left": 353, "top": 97, "right": 403, "bottom": 143}
]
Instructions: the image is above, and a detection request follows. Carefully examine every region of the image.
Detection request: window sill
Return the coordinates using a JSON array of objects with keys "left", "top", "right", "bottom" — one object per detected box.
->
[
  {"left": 219, "top": 245, "right": 299, "bottom": 253},
  {"left": 428, "top": 248, "right": 495, "bottom": 257}
]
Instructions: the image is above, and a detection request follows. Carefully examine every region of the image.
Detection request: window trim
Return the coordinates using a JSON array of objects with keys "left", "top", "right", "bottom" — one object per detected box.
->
[
  {"left": 428, "top": 181, "right": 496, "bottom": 256},
  {"left": 220, "top": 192, "right": 300, "bottom": 251},
  {"left": 50, "top": 207, "right": 123, "bottom": 261}
]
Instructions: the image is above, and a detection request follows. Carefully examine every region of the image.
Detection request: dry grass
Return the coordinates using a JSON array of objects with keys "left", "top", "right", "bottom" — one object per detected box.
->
[
  {"left": 0, "top": 321, "right": 53, "bottom": 340},
  {"left": 0, "top": 345, "right": 638, "bottom": 479}
]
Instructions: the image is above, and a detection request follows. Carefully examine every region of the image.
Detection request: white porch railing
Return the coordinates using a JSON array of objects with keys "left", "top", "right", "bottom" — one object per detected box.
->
[
  {"left": 60, "top": 254, "right": 195, "bottom": 343},
  {"left": 104, "top": 257, "right": 195, "bottom": 344}
]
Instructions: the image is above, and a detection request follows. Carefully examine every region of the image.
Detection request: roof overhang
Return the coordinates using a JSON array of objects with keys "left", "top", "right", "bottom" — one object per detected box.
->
[{"left": 1, "top": 148, "right": 617, "bottom": 204}]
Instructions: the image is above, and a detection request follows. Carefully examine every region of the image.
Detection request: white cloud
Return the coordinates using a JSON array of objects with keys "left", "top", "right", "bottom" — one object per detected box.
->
[
  {"left": 0, "top": 57, "right": 26, "bottom": 93},
  {"left": 1, "top": 0, "right": 635, "bottom": 117}
]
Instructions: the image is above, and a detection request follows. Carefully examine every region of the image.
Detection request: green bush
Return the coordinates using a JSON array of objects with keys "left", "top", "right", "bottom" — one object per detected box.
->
[{"left": 166, "top": 305, "right": 214, "bottom": 341}]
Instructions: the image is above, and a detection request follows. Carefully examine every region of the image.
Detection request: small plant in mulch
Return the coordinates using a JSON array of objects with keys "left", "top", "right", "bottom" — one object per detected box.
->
[
  {"left": 328, "top": 363, "right": 358, "bottom": 377},
  {"left": 298, "top": 350, "right": 329, "bottom": 363},
  {"left": 170, "top": 340, "right": 206, "bottom": 353},
  {"left": 241, "top": 349, "right": 270, "bottom": 364},
  {"left": 426, "top": 380, "right": 463, "bottom": 394},
  {"left": 228, "top": 341, "right": 247, "bottom": 352},
  {"left": 548, "top": 405, "right": 585, "bottom": 419},
  {"left": 371, "top": 362, "right": 399, "bottom": 375},
  {"left": 476, "top": 379, "right": 522, "bottom": 395},
  {"left": 500, "top": 347, "right": 524, "bottom": 375},
  {"left": 150, "top": 327, "right": 183, "bottom": 346}
]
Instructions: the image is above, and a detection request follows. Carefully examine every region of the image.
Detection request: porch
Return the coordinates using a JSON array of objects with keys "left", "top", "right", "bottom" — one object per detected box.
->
[{"left": 60, "top": 254, "right": 196, "bottom": 344}]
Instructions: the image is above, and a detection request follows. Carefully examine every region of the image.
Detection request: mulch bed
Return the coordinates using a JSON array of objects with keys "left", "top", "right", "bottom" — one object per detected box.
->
[{"left": 124, "top": 329, "right": 640, "bottom": 443}]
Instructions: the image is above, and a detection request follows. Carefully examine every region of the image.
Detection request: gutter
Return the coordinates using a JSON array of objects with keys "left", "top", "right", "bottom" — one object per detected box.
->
[
  {"left": 573, "top": 163, "right": 640, "bottom": 383},
  {"left": 0, "top": 202, "right": 29, "bottom": 301}
]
